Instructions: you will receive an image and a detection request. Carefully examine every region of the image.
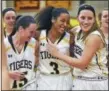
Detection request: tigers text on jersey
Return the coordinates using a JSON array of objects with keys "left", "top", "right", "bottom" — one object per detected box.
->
[
  {"left": 4, "top": 37, "right": 36, "bottom": 90},
  {"left": 38, "top": 30, "right": 71, "bottom": 74},
  {"left": 73, "top": 29, "right": 108, "bottom": 77}
]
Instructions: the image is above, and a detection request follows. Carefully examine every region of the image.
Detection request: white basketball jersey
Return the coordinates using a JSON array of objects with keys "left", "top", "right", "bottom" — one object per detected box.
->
[
  {"left": 105, "top": 35, "right": 108, "bottom": 51},
  {"left": 4, "top": 37, "right": 36, "bottom": 90},
  {"left": 73, "top": 28, "right": 108, "bottom": 77},
  {"left": 38, "top": 30, "right": 71, "bottom": 74}
]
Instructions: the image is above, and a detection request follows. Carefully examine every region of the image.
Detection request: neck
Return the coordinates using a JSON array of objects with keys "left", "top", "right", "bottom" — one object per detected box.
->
[
  {"left": 100, "top": 27, "right": 108, "bottom": 36},
  {"left": 48, "top": 28, "right": 61, "bottom": 43},
  {"left": 12, "top": 32, "right": 25, "bottom": 46},
  {"left": 5, "top": 27, "right": 13, "bottom": 34}
]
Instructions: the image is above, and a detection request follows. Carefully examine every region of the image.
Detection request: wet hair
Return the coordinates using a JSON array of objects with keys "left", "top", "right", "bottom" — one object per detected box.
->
[
  {"left": 77, "top": 4, "right": 95, "bottom": 16},
  {"left": 34, "top": 6, "right": 69, "bottom": 31},
  {"left": 2, "top": 8, "right": 16, "bottom": 17},
  {"left": 10, "top": 15, "right": 36, "bottom": 36}
]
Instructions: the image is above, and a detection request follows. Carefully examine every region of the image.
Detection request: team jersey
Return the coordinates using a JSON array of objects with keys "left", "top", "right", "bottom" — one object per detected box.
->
[
  {"left": 38, "top": 30, "right": 71, "bottom": 74},
  {"left": 105, "top": 34, "right": 108, "bottom": 52},
  {"left": 3, "top": 27, "right": 11, "bottom": 38},
  {"left": 73, "top": 28, "right": 108, "bottom": 77},
  {"left": 4, "top": 36, "right": 36, "bottom": 90}
]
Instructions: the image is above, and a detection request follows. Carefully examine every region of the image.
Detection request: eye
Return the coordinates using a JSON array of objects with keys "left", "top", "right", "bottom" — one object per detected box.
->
[
  {"left": 88, "top": 17, "right": 93, "bottom": 20},
  {"left": 103, "top": 15, "right": 108, "bottom": 18},
  {"left": 30, "top": 31, "right": 34, "bottom": 34},
  {"left": 80, "top": 16, "right": 85, "bottom": 20},
  {"left": 6, "top": 17, "right": 10, "bottom": 20},
  {"left": 12, "top": 16, "right": 16, "bottom": 20},
  {"left": 60, "top": 19, "right": 65, "bottom": 23}
]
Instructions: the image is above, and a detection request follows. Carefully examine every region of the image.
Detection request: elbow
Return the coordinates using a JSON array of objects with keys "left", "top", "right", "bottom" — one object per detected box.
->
[
  {"left": 79, "top": 65, "right": 88, "bottom": 70},
  {"left": 75, "top": 62, "right": 89, "bottom": 70}
]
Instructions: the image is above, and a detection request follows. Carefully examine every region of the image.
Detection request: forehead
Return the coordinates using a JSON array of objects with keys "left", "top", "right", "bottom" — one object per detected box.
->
[
  {"left": 57, "top": 13, "right": 69, "bottom": 18},
  {"left": 4, "top": 11, "right": 16, "bottom": 17},
  {"left": 102, "top": 10, "right": 108, "bottom": 15},
  {"left": 79, "top": 10, "right": 94, "bottom": 17},
  {"left": 26, "top": 23, "right": 37, "bottom": 30}
]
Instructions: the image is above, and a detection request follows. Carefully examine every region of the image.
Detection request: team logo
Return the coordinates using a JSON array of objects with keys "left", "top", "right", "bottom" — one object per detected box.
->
[
  {"left": 8, "top": 54, "right": 13, "bottom": 58},
  {"left": 40, "top": 43, "right": 45, "bottom": 46}
]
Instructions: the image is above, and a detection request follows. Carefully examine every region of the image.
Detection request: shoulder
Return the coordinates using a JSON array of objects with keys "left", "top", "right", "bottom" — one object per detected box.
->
[
  {"left": 39, "top": 29, "right": 47, "bottom": 40},
  {"left": 87, "top": 31, "right": 105, "bottom": 44},
  {"left": 28, "top": 38, "right": 37, "bottom": 48},
  {"left": 4, "top": 37, "right": 9, "bottom": 46},
  {"left": 70, "top": 26, "right": 81, "bottom": 34},
  {"left": 65, "top": 32, "right": 70, "bottom": 37},
  {"left": 85, "top": 33, "right": 103, "bottom": 49},
  {"left": 4, "top": 37, "right": 11, "bottom": 52}
]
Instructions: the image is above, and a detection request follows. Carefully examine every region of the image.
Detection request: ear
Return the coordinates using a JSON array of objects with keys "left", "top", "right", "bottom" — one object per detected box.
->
[
  {"left": 51, "top": 18, "right": 55, "bottom": 23},
  {"left": 77, "top": 16, "right": 79, "bottom": 21},
  {"left": 18, "top": 26, "right": 24, "bottom": 32}
]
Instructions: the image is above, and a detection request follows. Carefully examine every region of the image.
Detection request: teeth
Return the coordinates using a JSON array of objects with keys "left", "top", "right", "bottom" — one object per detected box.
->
[{"left": 83, "top": 25, "right": 88, "bottom": 27}]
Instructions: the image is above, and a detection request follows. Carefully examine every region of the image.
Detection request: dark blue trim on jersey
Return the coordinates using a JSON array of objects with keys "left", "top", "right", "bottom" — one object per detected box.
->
[
  {"left": 8, "top": 36, "right": 16, "bottom": 53},
  {"left": 46, "top": 30, "right": 66, "bottom": 44},
  {"left": 24, "top": 42, "right": 28, "bottom": 51},
  {"left": 8, "top": 36, "right": 28, "bottom": 53},
  {"left": 95, "top": 53, "right": 101, "bottom": 70}
]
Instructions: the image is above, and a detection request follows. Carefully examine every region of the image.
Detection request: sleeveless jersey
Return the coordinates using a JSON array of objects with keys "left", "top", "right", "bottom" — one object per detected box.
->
[
  {"left": 38, "top": 30, "right": 71, "bottom": 74},
  {"left": 4, "top": 37, "right": 36, "bottom": 90},
  {"left": 73, "top": 28, "right": 108, "bottom": 77}
]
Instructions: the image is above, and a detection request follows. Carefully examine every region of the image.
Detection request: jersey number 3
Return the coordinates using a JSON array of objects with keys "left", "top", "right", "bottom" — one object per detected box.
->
[
  {"left": 50, "top": 62, "right": 59, "bottom": 74},
  {"left": 12, "top": 71, "right": 28, "bottom": 89}
]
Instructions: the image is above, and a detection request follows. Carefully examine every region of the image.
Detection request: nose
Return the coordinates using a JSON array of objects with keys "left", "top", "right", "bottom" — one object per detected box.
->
[
  {"left": 10, "top": 17, "right": 15, "bottom": 22},
  {"left": 84, "top": 19, "right": 89, "bottom": 24},
  {"left": 64, "top": 22, "right": 67, "bottom": 27}
]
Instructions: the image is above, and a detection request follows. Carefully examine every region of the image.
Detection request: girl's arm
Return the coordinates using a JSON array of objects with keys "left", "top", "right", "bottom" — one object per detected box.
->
[{"left": 47, "top": 35, "right": 103, "bottom": 69}]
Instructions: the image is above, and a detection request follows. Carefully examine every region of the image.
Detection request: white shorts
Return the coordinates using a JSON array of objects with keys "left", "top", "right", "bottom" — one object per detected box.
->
[
  {"left": 36, "top": 71, "right": 73, "bottom": 90},
  {"left": 72, "top": 76, "right": 108, "bottom": 90}
]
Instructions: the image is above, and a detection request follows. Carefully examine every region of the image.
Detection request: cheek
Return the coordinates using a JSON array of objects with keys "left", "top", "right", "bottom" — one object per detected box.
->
[
  {"left": 101, "top": 19, "right": 105, "bottom": 23},
  {"left": 78, "top": 18, "right": 83, "bottom": 24},
  {"left": 4, "top": 19, "right": 9, "bottom": 24}
]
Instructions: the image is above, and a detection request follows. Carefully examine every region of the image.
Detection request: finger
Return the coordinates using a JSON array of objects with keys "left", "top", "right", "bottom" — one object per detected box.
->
[
  {"left": 47, "top": 38, "right": 52, "bottom": 44},
  {"left": 20, "top": 75, "right": 25, "bottom": 80}
]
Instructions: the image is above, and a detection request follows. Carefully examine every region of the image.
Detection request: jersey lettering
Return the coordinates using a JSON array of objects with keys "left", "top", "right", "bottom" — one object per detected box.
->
[
  {"left": 40, "top": 51, "right": 58, "bottom": 60},
  {"left": 74, "top": 45, "right": 83, "bottom": 56},
  {"left": 12, "top": 71, "right": 28, "bottom": 89},
  {"left": 50, "top": 62, "right": 59, "bottom": 74},
  {"left": 9, "top": 60, "right": 32, "bottom": 70}
]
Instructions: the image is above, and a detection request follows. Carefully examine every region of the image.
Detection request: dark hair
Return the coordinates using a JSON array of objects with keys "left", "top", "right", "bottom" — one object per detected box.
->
[
  {"left": 78, "top": 4, "right": 95, "bottom": 16},
  {"left": 10, "top": 15, "right": 36, "bottom": 36},
  {"left": 2, "top": 8, "right": 16, "bottom": 17},
  {"left": 34, "top": 6, "right": 69, "bottom": 31},
  {"left": 16, "top": 15, "right": 22, "bottom": 21}
]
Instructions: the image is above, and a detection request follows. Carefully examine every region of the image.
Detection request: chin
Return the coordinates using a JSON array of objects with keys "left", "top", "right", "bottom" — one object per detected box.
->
[
  {"left": 82, "top": 28, "right": 89, "bottom": 32},
  {"left": 60, "top": 30, "right": 65, "bottom": 34}
]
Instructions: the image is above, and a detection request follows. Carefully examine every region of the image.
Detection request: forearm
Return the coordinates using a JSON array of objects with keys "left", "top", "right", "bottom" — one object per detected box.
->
[{"left": 57, "top": 52, "right": 87, "bottom": 69}]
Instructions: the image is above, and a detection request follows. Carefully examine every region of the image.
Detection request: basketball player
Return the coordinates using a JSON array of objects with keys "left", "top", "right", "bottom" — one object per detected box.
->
[
  {"left": 1, "top": 22, "right": 10, "bottom": 90},
  {"left": 34, "top": 6, "right": 73, "bottom": 90},
  {"left": 98, "top": 9, "right": 109, "bottom": 68},
  {"left": 47, "top": 4, "right": 108, "bottom": 90},
  {"left": 2, "top": 8, "right": 16, "bottom": 38},
  {"left": 4, "top": 15, "right": 38, "bottom": 90},
  {"left": 1, "top": 40, "right": 11, "bottom": 90}
]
